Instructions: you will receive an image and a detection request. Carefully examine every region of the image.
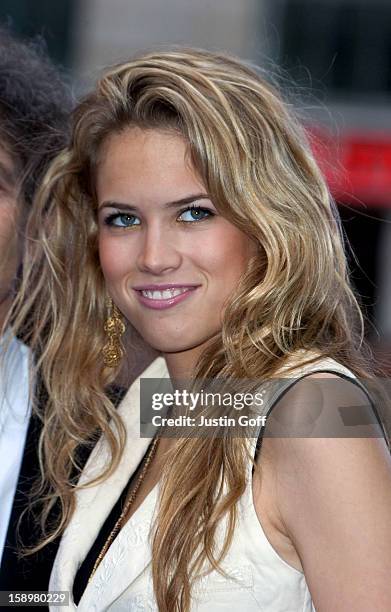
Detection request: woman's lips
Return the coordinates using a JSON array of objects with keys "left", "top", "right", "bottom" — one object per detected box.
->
[{"left": 134, "top": 286, "right": 199, "bottom": 310}]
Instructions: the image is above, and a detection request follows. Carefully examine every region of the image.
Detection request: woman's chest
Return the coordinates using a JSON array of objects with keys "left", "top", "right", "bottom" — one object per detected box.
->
[{"left": 75, "top": 485, "right": 311, "bottom": 612}]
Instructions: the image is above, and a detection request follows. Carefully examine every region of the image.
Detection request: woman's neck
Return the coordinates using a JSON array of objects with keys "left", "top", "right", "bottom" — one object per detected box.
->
[{"left": 163, "top": 344, "right": 205, "bottom": 387}]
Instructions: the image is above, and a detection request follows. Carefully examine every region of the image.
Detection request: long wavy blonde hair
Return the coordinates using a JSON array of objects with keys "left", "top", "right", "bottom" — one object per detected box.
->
[{"left": 10, "top": 48, "right": 378, "bottom": 611}]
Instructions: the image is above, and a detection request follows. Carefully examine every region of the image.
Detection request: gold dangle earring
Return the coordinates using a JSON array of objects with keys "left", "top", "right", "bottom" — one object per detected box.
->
[{"left": 102, "top": 297, "right": 126, "bottom": 367}]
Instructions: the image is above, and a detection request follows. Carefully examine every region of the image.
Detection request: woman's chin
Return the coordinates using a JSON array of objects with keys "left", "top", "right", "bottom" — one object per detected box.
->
[
  {"left": 140, "top": 334, "right": 206, "bottom": 357},
  {"left": 146, "top": 341, "right": 197, "bottom": 355}
]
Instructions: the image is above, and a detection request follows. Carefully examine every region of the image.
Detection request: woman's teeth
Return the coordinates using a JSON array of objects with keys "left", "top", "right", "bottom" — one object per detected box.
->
[{"left": 140, "top": 287, "right": 190, "bottom": 300}]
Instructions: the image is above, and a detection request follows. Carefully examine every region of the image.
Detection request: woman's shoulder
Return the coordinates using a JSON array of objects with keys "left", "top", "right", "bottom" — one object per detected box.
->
[
  {"left": 252, "top": 350, "right": 391, "bottom": 606},
  {"left": 255, "top": 402, "right": 391, "bottom": 610},
  {"left": 262, "top": 348, "right": 385, "bottom": 440},
  {"left": 275, "top": 348, "right": 356, "bottom": 379}
]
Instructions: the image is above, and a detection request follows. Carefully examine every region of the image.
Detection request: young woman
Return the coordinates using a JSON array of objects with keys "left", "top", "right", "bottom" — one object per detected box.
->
[{"left": 12, "top": 48, "right": 391, "bottom": 611}]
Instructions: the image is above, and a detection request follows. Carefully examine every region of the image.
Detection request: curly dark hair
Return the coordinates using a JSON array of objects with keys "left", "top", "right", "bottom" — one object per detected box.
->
[{"left": 0, "top": 24, "right": 72, "bottom": 204}]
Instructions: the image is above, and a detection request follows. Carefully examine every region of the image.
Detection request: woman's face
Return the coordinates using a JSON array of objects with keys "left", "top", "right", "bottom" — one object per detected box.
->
[{"left": 97, "top": 127, "right": 256, "bottom": 359}]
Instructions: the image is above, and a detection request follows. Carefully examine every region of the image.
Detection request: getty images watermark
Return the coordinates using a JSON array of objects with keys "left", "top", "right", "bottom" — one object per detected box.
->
[
  {"left": 139, "top": 377, "right": 391, "bottom": 439},
  {"left": 150, "top": 387, "right": 267, "bottom": 429}
]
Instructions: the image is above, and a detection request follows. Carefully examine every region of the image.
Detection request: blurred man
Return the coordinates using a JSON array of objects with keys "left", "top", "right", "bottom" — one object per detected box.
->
[{"left": 0, "top": 25, "right": 71, "bottom": 591}]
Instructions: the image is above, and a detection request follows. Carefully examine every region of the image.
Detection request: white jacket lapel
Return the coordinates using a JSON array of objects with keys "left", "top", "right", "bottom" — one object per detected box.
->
[{"left": 49, "top": 356, "right": 168, "bottom": 609}]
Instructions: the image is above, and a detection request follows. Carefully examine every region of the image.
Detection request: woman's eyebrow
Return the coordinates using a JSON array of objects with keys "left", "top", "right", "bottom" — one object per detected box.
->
[{"left": 99, "top": 193, "right": 210, "bottom": 211}]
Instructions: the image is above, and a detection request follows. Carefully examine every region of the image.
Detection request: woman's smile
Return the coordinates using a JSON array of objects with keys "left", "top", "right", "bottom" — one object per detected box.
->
[{"left": 133, "top": 284, "right": 201, "bottom": 310}]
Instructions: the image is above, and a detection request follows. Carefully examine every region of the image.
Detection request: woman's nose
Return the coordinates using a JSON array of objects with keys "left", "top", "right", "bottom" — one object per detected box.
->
[{"left": 136, "top": 226, "right": 182, "bottom": 275}]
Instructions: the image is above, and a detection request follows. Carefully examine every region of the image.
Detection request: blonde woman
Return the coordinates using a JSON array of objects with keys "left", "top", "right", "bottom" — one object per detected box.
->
[{"left": 12, "top": 48, "right": 391, "bottom": 611}]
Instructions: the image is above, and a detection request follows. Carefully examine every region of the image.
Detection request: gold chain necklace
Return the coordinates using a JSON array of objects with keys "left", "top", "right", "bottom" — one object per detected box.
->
[{"left": 88, "top": 435, "right": 160, "bottom": 583}]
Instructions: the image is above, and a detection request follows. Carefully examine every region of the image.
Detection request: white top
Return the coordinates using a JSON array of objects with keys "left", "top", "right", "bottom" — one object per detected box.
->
[
  {"left": 0, "top": 333, "right": 31, "bottom": 565},
  {"left": 50, "top": 352, "right": 360, "bottom": 611}
]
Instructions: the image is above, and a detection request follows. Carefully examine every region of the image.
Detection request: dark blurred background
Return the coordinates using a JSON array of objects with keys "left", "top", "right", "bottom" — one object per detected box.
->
[{"left": 2, "top": 0, "right": 390, "bottom": 370}]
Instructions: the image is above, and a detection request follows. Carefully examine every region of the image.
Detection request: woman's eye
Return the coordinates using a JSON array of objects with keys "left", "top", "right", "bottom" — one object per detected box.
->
[
  {"left": 177, "top": 206, "right": 213, "bottom": 223},
  {"left": 104, "top": 213, "right": 140, "bottom": 227}
]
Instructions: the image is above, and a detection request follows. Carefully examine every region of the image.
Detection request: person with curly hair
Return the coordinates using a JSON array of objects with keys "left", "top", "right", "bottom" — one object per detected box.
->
[{"left": 11, "top": 48, "right": 391, "bottom": 611}]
